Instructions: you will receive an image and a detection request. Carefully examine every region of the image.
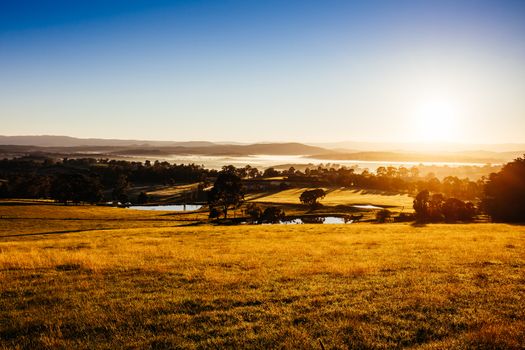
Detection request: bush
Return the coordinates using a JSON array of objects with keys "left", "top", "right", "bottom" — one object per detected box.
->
[
  {"left": 376, "top": 209, "right": 391, "bottom": 223},
  {"left": 260, "top": 207, "right": 285, "bottom": 224}
]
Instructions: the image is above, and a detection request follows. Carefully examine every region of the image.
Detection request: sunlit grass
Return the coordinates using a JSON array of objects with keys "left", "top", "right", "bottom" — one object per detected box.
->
[
  {"left": 0, "top": 205, "right": 523, "bottom": 349},
  {"left": 249, "top": 188, "right": 414, "bottom": 209}
]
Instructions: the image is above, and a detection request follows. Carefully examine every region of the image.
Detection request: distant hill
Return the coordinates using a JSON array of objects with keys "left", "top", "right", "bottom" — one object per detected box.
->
[
  {"left": 105, "top": 143, "right": 328, "bottom": 156},
  {"left": 0, "top": 135, "right": 216, "bottom": 148},
  {"left": 0, "top": 136, "right": 330, "bottom": 157},
  {"left": 311, "top": 141, "right": 525, "bottom": 153},
  {"left": 1, "top": 135, "right": 523, "bottom": 162}
]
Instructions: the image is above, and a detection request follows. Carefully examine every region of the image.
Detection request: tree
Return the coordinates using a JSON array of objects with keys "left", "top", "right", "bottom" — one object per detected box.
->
[
  {"left": 207, "top": 171, "right": 244, "bottom": 219},
  {"left": 483, "top": 155, "right": 525, "bottom": 222},
  {"left": 428, "top": 193, "right": 445, "bottom": 221},
  {"left": 260, "top": 206, "right": 285, "bottom": 224},
  {"left": 0, "top": 180, "right": 8, "bottom": 198},
  {"left": 263, "top": 167, "right": 280, "bottom": 178},
  {"left": 376, "top": 209, "right": 391, "bottom": 223},
  {"left": 299, "top": 189, "right": 326, "bottom": 208},
  {"left": 413, "top": 190, "right": 430, "bottom": 222},
  {"left": 136, "top": 191, "right": 148, "bottom": 204},
  {"left": 245, "top": 203, "right": 263, "bottom": 223},
  {"left": 112, "top": 175, "right": 130, "bottom": 203}
]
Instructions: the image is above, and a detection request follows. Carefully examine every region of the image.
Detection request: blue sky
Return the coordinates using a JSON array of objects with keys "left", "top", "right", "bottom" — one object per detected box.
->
[{"left": 1, "top": 0, "right": 524, "bottom": 143}]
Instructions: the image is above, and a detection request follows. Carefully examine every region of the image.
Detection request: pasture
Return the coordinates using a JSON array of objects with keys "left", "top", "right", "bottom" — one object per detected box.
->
[
  {"left": 248, "top": 188, "right": 414, "bottom": 211},
  {"left": 0, "top": 204, "right": 524, "bottom": 349}
]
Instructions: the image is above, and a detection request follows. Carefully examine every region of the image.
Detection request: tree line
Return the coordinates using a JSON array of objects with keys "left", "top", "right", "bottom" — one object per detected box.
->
[
  {"left": 0, "top": 157, "right": 215, "bottom": 204},
  {"left": 1, "top": 154, "right": 524, "bottom": 223}
]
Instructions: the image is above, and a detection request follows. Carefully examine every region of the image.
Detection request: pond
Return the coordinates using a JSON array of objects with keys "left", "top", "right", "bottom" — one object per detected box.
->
[
  {"left": 129, "top": 204, "right": 202, "bottom": 211},
  {"left": 351, "top": 204, "right": 382, "bottom": 210},
  {"left": 270, "top": 216, "right": 350, "bottom": 224}
]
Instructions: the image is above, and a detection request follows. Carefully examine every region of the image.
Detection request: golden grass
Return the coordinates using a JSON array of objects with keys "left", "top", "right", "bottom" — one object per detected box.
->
[
  {"left": 142, "top": 183, "right": 200, "bottom": 197},
  {"left": 249, "top": 187, "right": 414, "bottom": 209},
  {"left": 0, "top": 204, "right": 524, "bottom": 349},
  {"left": 0, "top": 204, "right": 203, "bottom": 238}
]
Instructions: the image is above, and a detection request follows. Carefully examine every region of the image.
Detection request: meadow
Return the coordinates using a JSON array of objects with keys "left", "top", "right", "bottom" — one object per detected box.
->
[
  {"left": 247, "top": 188, "right": 414, "bottom": 210},
  {"left": 1, "top": 204, "right": 524, "bottom": 349}
]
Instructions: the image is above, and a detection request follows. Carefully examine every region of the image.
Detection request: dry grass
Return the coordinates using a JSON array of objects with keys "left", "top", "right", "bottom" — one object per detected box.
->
[
  {"left": 0, "top": 203, "right": 202, "bottom": 238},
  {"left": 0, "top": 204, "right": 524, "bottom": 349},
  {"left": 249, "top": 188, "right": 414, "bottom": 210},
  {"left": 133, "top": 183, "right": 202, "bottom": 203}
]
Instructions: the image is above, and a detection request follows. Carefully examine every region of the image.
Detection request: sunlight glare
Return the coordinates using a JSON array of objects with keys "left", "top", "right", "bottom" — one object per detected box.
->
[{"left": 411, "top": 97, "right": 463, "bottom": 143}]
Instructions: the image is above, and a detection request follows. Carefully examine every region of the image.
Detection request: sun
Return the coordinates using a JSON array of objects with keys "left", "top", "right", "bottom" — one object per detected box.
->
[{"left": 411, "top": 97, "right": 462, "bottom": 143}]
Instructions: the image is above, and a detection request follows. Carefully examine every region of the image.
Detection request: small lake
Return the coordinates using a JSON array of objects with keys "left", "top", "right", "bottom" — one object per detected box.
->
[
  {"left": 352, "top": 204, "right": 382, "bottom": 210},
  {"left": 129, "top": 204, "right": 202, "bottom": 211},
  {"left": 271, "top": 216, "right": 349, "bottom": 224}
]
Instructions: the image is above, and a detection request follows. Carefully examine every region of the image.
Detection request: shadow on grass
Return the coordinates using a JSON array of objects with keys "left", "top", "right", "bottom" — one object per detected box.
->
[{"left": 0, "top": 228, "right": 115, "bottom": 239}]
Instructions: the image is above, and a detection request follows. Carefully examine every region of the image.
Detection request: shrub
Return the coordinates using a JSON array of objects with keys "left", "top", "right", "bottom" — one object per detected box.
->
[
  {"left": 376, "top": 209, "right": 392, "bottom": 223},
  {"left": 260, "top": 207, "right": 285, "bottom": 224}
]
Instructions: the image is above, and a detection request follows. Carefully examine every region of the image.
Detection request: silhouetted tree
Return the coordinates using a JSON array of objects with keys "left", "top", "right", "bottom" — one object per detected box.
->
[
  {"left": 0, "top": 180, "right": 7, "bottom": 198},
  {"left": 207, "top": 170, "right": 244, "bottom": 219},
  {"left": 299, "top": 189, "right": 326, "bottom": 208},
  {"left": 136, "top": 191, "right": 148, "bottom": 204},
  {"left": 376, "top": 209, "right": 392, "bottom": 223},
  {"left": 260, "top": 207, "right": 285, "bottom": 224},
  {"left": 245, "top": 203, "right": 263, "bottom": 223},
  {"left": 112, "top": 175, "right": 130, "bottom": 203},
  {"left": 483, "top": 155, "right": 525, "bottom": 222},
  {"left": 263, "top": 167, "right": 280, "bottom": 177},
  {"left": 413, "top": 190, "right": 430, "bottom": 222},
  {"left": 208, "top": 207, "right": 221, "bottom": 219}
]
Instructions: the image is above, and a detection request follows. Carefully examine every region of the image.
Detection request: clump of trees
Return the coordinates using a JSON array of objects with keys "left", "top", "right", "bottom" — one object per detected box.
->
[
  {"left": 285, "top": 165, "right": 483, "bottom": 200},
  {"left": 413, "top": 190, "right": 476, "bottom": 223},
  {"left": 260, "top": 207, "right": 286, "bottom": 224},
  {"left": 482, "top": 155, "right": 525, "bottom": 222},
  {"left": 299, "top": 189, "right": 326, "bottom": 208},
  {"left": 244, "top": 203, "right": 286, "bottom": 224},
  {"left": 50, "top": 173, "right": 103, "bottom": 205},
  {"left": 207, "top": 170, "right": 244, "bottom": 219}
]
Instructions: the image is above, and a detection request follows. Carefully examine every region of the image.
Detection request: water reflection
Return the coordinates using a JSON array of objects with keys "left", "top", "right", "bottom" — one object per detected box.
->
[{"left": 129, "top": 204, "right": 202, "bottom": 211}]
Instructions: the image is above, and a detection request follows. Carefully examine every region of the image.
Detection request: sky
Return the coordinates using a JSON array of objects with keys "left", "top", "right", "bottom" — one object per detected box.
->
[{"left": 1, "top": 0, "right": 524, "bottom": 144}]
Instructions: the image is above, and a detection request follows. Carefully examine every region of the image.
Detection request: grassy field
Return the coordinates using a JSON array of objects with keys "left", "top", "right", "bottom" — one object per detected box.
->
[
  {"left": 0, "top": 204, "right": 524, "bottom": 349},
  {"left": 0, "top": 202, "right": 204, "bottom": 239},
  {"left": 130, "top": 183, "right": 203, "bottom": 203},
  {"left": 248, "top": 188, "right": 414, "bottom": 210}
]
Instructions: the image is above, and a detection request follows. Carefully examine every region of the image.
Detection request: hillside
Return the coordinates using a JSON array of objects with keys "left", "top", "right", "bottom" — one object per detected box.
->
[{"left": 0, "top": 141, "right": 329, "bottom": 158}]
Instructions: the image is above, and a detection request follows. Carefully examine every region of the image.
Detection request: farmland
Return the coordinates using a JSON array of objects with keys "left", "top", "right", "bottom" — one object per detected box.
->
[{"left": 248, "top": 188, "right": 414, "bottom": 210}]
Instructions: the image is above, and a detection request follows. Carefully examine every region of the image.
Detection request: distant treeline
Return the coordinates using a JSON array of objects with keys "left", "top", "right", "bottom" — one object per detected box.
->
[
  {"left": 244, "top": 165, "right": 484, "bottom": 200},
  {"left": 1, "top": 155, "right": 524, "bottom": 223},
  {"left": 0, "top": 157, "right": 216, "bottom": 203},
  {"left": 0, "top": 157, "right": 483, "bottom": 202}
]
